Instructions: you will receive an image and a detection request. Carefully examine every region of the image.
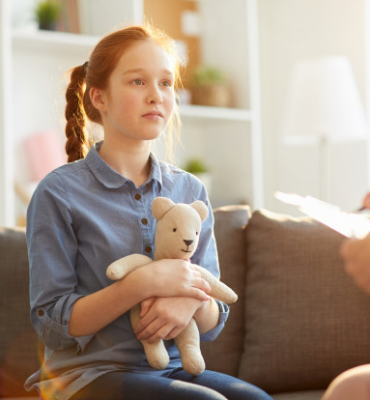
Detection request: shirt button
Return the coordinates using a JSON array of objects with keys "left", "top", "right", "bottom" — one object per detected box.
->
[
  {"left": 141, "top": 218, "right": 148, "bottom": 225},
  {"left": 134, "top": 193, "right": 141, "bottom": 201},
  {"left": 38, "top": 309, "right": 44, "bottom": 317},
  {"left": 145, "top": 246, "right": 152, "bottom": 253}
]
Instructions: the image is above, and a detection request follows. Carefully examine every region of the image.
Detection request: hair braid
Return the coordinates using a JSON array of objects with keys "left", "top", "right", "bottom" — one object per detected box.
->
[{"left": 65, "top": 65, "right": 89, "bottom": 162}]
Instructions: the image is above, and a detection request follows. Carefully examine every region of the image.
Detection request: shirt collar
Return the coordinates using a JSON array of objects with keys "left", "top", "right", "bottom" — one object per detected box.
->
[{"left": 85, "top": 141, "right": 163, "bottom": 189}]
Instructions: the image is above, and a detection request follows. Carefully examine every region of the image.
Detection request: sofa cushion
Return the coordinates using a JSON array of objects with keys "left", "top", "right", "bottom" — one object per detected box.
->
[
  {"left": 0, "top": 227, "right": 41, "bottom": 398},
  {"left": 238, "top": 209, "right": 370, "bottom": 393},
  {"left": 271, "top": 390, "right": 325, "bottom": 400},
  {"left": 201, "top": 205, "right": 250, "bottom": 376}
]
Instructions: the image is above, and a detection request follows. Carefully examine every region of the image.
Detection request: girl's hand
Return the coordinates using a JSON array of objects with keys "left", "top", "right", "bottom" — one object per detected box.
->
[
  {"left": 134, "top": 297, "right": 203, "bottom": 344},
  {"left": 140, "top": 297, "right": 156, "bottom": 318},
  {"left": 145, "top": 259, "right": 211, "bottom": 301}
]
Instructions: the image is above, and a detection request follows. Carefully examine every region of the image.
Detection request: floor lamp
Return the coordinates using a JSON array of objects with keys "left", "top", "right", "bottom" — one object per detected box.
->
[{"left": 283, "top": 56, "right": 369, "bottom": 203}]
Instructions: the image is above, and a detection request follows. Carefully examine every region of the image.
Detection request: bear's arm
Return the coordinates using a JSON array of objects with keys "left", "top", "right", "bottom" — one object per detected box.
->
[{"left": 107, "top": 254, "right": 152, "bottom": 280}]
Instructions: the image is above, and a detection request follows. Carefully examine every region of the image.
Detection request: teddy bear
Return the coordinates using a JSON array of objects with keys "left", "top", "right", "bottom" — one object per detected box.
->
[{"left": 106, "top": 196, "right": 238, "bottom": 375}]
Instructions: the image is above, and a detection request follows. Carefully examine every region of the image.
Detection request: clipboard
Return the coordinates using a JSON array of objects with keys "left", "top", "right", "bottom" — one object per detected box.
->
[{"left": 274, "top": 191, "right": 370, "bottom": 239}]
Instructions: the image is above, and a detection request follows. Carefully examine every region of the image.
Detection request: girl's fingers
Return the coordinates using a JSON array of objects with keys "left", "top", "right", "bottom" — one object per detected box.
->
[
  {"left": 134, "top": 311, "right": 157, "bottom": 335},
  {"left": 188, "top": 287, "right": 210, "bottom": 301},
  {"left": 140, "top": 297, "right": 156, "bottom": 318},
  {"left": 137, "top": 318, "right": 174, "bottom": 342},
  {"left": 145, "top": 325, "right": 173, "bottom": 343},
  {"left": 194, "top": 277, "right": 211, "bottom": 293},
  {"left": 164, "top": 326, "right": 183, "bottom": 341},
  {"left": 136, "top": 319, "right": 160, "bottom": 341}
]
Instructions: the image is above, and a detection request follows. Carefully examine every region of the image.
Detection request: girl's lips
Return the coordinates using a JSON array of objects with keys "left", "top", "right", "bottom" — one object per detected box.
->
[{"left": 142, "top": 111, "right": 163, "bottom": 120}]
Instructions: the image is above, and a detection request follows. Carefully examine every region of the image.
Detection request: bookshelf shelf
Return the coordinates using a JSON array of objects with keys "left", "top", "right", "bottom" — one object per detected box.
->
[
  {"left": 1, "top": 0, "right": 263, "bottom": 225},
  {"left": 12, "top": 29, "right": 99, "bottom": 53},
  {"left": 179, "top": 104, "right": 253, "bottom": 122},
  {"left": 12, "top": 29, "right": 253, "bottom": 123}
]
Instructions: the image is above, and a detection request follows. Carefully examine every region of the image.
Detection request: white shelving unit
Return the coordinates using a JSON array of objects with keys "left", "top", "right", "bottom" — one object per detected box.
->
[
  {"left": 0, "top": 0, "right": 14, "bottom": 226},
  {"left": 0, "top": 0, "right": 263, "bottom": 224},
  {"left": 12, "top": 29, "right": 100, "bottom": 52},
  {"left": 180, "top": 104, "right": 253, "bottom": 121}
]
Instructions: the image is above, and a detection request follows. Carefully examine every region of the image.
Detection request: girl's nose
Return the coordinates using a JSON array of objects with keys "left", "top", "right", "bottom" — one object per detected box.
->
[{"left": 147, "top": 85, "right": 163, "bottom": 104}]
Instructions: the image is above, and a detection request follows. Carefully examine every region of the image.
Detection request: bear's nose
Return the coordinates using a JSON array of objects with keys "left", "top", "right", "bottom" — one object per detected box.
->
[{"left": 184, "top": 240, "right": 193, "bottom": 246}]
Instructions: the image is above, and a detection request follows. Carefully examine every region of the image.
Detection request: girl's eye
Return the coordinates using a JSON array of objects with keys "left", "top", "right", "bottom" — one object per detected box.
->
[
  {"left": 161, "top": 80, "right": 172, "bottom": 87},
  {"left": 173, "top": 228, "right": 177, "bottom": 232},
  {"left": 133, "top": 79, "right": 143, "bottom": 85}
]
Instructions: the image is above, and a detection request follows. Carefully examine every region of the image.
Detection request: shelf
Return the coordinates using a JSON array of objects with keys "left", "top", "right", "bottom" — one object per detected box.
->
[
  {"left": 11, "top": 30, "right": 252, "bottom": 123},
  {"left": 12, "top": 29, "right": 100, "bottom": 53},
  {"left": 5, "top": 0, "right": 264, "bottom": 216},
  {"left": 179, "top": 104, "right": 253, "bottom": 121}
]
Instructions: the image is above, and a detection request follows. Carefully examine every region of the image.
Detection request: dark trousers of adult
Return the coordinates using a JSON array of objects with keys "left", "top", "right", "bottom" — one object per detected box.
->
[{"left": 69, "top": 368, "right": 273, "bottom": 400}]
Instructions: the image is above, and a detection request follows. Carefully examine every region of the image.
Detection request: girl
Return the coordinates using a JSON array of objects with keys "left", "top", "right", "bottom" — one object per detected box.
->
[{"left": 25, "top": 24, "right": 272, "bottom": 400}]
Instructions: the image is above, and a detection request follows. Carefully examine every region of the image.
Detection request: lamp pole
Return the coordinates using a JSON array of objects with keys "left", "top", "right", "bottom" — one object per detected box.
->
[{"left": 319, "top": 135, "right": 331, "bottom": 203}]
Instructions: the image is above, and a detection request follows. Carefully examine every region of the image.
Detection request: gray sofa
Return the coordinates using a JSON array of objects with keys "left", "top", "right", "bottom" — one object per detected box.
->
[{"left": 2, "top": 205, "right": 370, "bottom": 399}]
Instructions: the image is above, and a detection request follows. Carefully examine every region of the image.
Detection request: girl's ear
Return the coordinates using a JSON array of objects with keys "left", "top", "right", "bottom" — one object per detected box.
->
[{"left": 89, "top": 87, "right": 107, "bottom": 112}]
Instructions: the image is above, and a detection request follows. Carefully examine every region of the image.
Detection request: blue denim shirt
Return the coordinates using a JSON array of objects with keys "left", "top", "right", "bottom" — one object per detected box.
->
[{"left": 25, "top": 141, "right": 229, "bottom": 400}]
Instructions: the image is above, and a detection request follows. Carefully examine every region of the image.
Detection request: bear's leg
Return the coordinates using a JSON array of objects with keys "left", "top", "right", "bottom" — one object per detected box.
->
[
  {"left": 174, "top": 318, "right": 205, "bottom": 376},
  {"left": 130, "top": 305, "right": 170, "bottom": 370}
]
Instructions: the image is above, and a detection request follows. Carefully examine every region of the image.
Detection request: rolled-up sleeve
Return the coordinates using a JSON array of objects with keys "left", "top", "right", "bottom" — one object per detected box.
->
[
  {"left": 199, "top": 300, "right": 229, "bottom": 342},
  {"left": 189, "top": 177, "right": 230, "bottom": 341},
  {"left": 27, "top": 172, "right": 94, "bottom": 352}
]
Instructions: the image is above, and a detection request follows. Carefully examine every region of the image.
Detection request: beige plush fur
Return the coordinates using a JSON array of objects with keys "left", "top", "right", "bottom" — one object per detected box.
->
[{"left": 106, "top": 197, "right": 238, "bottom": 375}]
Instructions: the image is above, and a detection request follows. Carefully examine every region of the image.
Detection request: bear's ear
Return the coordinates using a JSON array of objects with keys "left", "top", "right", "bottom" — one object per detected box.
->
[
  {"left": 152, "top": 197, "right": 175, "bottom": 220},
  {"left": 190, "top": 200, "right": 208, "bottom": 222}
]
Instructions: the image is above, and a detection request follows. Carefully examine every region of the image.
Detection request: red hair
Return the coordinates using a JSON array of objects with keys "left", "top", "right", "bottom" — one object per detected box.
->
[{"left": 65, "top": 25, "right": 182, "bottom": 163}]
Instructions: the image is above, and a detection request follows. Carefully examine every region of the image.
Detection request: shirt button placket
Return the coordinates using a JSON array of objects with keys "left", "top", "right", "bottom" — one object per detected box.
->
[{"left": 133, "top": 188, "right": 154, "bottom": 256}]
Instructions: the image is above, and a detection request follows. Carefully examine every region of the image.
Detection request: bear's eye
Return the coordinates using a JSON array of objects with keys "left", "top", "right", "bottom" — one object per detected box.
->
[
  {"left": 173, "top": 228, "right": 177, "bottom": 232},
  {"left": 196, "top": 232, "right": 199, "bottom": 235}
]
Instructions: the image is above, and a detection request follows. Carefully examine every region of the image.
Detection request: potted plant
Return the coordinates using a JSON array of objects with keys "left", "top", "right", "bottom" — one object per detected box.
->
[
  {"left": 183, "top": 158, "right": 212, "bottom": 195},
  {"left": 190, "top": 65, "right": 231, "bottom": 107},
  {"left": 35, "top": 0, "right": 61, "bottom": 31}
]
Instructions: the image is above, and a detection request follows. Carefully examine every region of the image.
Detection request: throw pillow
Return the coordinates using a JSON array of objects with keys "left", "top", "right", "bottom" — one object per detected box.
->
[{"left": 238, "top": 209, "right": 370, "bottom": 393}]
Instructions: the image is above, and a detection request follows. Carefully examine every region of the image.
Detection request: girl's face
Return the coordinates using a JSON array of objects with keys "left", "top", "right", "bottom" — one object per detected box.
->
[{"left": 97, "top": 39, "right": 176, "bottom": 144}]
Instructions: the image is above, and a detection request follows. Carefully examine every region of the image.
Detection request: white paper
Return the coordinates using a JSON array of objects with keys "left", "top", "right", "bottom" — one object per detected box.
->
[{"left": 275, "top": 191, "right": 370, "bottom": 239}]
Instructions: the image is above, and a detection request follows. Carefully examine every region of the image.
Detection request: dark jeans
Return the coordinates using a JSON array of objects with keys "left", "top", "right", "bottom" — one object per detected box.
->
[{"left": 69, "top": 368, "right": 272, "bottom": 400}]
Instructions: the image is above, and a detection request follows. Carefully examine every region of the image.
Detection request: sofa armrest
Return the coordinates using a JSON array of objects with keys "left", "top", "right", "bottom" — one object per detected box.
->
[{"left": 0, "top": 227, "right": 41, "bottom": 398}]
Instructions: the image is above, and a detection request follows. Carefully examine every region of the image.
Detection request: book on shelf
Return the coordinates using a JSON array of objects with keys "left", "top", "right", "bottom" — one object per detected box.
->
[{"left": 57, "top": 0, "right": 80, "bottom": 34}]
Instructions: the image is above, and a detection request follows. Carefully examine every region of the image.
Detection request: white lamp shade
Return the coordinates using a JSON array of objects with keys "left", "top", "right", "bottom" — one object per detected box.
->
[{"left": 284, "top": 56, "right": 369, "bottom": 141}]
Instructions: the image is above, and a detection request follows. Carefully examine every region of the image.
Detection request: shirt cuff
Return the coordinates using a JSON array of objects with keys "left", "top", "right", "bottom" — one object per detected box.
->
[
  {"left": 199, "top": 300, "right": 229, "bottom": 342},
  {"left": 34, "top": 293, "right": 95, "bottom": 352}
]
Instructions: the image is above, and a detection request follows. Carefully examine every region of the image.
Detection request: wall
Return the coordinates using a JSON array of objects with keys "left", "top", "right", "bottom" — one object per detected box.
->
[{"left": 259, "top": 0, "right": 369, "bottom": 214}]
